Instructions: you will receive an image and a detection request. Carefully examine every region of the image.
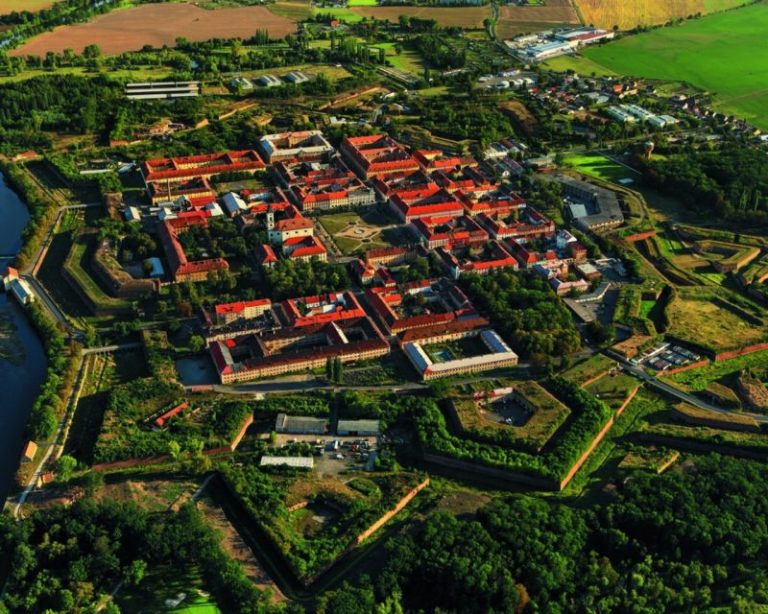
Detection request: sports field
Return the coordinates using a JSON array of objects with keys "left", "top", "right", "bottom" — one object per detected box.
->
[
  {"left": 574, "top": 0, "right": 749, "bottom": 30},
  {"left": 563, "top": 154, "right": 640, "bottom": 184},
  {"left": 568, "top": 3, "right": 768, "bottom": 129}
]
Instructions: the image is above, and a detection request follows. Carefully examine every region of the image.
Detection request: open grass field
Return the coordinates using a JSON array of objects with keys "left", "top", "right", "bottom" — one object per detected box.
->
[
  {"left": 12, "top": 2, "right": 297, "bottom": 56},
  {"left": 451, "top": 381, "right": 572, "bottom": 453},
  {"left": 350, "top": 5, "right": 491, "bottom": 28},
  {"left": 574, "top": 0, "right": 749, "bottom": 30},
  {"left": 116, "top": 564, "right": 220, "bottom": 613},
  {"left": 586, "top": 372, "right": 641, "bottom": 410},
  {"left": 666, "top": 293, "right": 767, "bottom": 352},
  {"left": 567, "top": 3, "right": 768, "bottom": 129},
  {"left": 370, "top": 42, "right": 424, "bottom": 75},
  {"left": 318, "top": 209, "right": 408, "bottom": 255},
  {"left": 0, "top": 0, "right": 55, "bottom": 14},
  {"left": 497, "top": 0, "right": 579, "bottom": 39},
  {"left": 563, "top": 153, "right": 641, "bottom": 184},
  {"left": 562, "top": 354, "right": 616, "bottom": 385},
  {"left": 268, "top": 0, "right": 312, "bottom": 20}
]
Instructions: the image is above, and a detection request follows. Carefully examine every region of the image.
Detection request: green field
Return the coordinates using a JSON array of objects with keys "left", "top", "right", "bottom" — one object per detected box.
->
[
  {"left": 563, "top": 154, "right": 640, "bottom": 184},
  {"left": 560, "top": 3, "right": 768, "bottom": 129}
]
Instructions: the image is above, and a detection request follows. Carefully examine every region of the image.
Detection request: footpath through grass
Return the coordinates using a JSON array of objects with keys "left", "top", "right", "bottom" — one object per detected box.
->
[{"left": 572, "top": 3, "right": 768, "bottom": 129}]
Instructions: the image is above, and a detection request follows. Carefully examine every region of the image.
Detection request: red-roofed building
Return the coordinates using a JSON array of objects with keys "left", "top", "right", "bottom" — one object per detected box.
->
[
  {"left": 281, "top": 291, "right": 366, "bottom": 327},
  {"left": 351, "top": 258, "right": 376, "bottom": 285},
  {"left": 458, "top": 188, "right": 526, "bottom": 216},
  {"left": 148, "top": 176, "right": 216, "bottom": 205},
  {"left": 282, "top": 235, "right": 328, "bottom": 262},
  {"left": 158, "top": 216, "right": 229, "bottom": 282},
  {"left": 412, "top": 215, "right": 488, "bottom": 250},
  {"left": 209, "top": 315, "right": 389, "bottom": 384},
  {"left": 389, "top": 186, "right": 465, "bottom": 223},
  {"left": 435, "top": 241, "right": 519, "bottom": 279},
  {"left": 477, "top": 205, "right": 555, "bottom": 241},
  {"left": 268, "top": 205, "right": 314, "bottom": 244},
  {"left": 365, "top": 279, "right": 476, "bottom": 334},
  {"left": 371, "top": 170, "right": 435, "bottom": 200},
  {"left": 214, "top": 298, "right": 272, "bottom": 325},
  {"left": 272, "top": 157, "right": 375, "bottom": 211},
  {"left": 364, "top": 246, "right": 412, "bottom": 267},
  {"left": 414, "top": 149, "right": 473, "bottom": 172},
  {"left": 143, "top": 150, "right": 265, "bottom": 185},
  {"left": 255, "top": 243, "right": 279, "bottom": 269},
  {"left": 340, "top": 134, "right": 420, "bottom": 179}
]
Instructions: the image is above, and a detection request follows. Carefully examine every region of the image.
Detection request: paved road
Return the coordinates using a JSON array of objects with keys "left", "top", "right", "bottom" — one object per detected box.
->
[{"left": 22, "top": 274, "right": 81, "bottom": 337}]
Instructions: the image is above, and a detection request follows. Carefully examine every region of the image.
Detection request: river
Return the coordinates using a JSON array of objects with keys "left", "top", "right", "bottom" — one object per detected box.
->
[{"left": 0, "top": 171, "right": 47, "bottom": 506}]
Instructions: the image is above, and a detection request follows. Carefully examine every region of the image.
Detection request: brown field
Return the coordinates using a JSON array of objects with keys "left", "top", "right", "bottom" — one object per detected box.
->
[
  {"left": 351, "top": 5, "right": 491, "bottom": 28},
  {"left": 11, "top": 3, "right": 297, "bottom": 57},
  {"left": 574, "top": 0, "right": 748, "bottom": 30},
  {"left": 0, "top": 0, "right": 55, "bottom": 15},
  {"left": 497, "top": 0, "right": 578, "bottom": 39}
]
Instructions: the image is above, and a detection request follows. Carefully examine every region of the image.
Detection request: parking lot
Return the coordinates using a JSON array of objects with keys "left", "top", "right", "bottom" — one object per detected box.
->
[
  {"left": 632, "top": 342, "right": 701, "bottom": 372},
  {"left": 272, "top": 434, "right": 378, "bottom": 477}
]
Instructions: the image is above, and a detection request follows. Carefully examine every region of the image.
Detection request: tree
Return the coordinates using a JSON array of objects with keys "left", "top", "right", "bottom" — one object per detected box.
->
[
  {"left": 55, "top": 455, "right": 78, "bottom": 483},
  {"left": 124, "top": 559, "right": 147, "bottom": 587},
  {"left": 189, "top": 335, "right": 206, "bottom": 353}
]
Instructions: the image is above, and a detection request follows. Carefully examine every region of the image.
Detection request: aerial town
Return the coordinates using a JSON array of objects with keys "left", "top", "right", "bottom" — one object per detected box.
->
[{"left": 1, "top": 0, "right": 768, "bottom": 612}]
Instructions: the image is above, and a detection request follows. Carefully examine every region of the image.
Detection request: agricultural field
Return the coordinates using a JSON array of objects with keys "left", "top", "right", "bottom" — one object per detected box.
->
[
  {"left": 569, "top": 3, "right": 768, "bottom": 129},
  {"left": 496, "top": 0, "right": 579, "bottom": 39},
  {"left": 563, "top": 153, "right": 641, "bottom": 184},
  {"left": 349, "top": 5, "right": 491, "bottom": 28},
  {"left": 11, "top": 2, "right": 297, "bottom": 56},
  {"left": 574, "top": 0, "right": 749, "bottom": 30},
  {"left": 665, "top": 292, "right": 768, "bottom": 352},
  {"left": 0, "top": 0, "right": 55, "bottom": 14}
]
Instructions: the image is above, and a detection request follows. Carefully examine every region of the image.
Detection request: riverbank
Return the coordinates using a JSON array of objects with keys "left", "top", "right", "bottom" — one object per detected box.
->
[{"left": 0, "top": 171, "right": 48, "bottom": 506}]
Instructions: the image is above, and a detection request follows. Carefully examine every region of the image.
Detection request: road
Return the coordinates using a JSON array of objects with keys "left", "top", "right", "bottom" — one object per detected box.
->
[
  {"left": 606, "top": 350, "right": 768, "bottom": 424},
  {"left": 22, "top": 274, "right": 79, "bottom": 336}
]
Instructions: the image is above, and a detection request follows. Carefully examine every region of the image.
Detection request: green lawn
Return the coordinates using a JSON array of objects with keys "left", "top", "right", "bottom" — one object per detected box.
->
[
  {"left": 312, "top": 6, "right": 364, "bottom": 22},
  {"left": 116, "top": 565, "right": 220, "bottom": 613},
  {"left": 563, "top": 154, "right": 640, "bottom": 184},
  {"left": 348, "top": 0, "right": 377, "bottom": 5},
  {"left": 562, "top": 4, "right": 768, "bottom": 129}
]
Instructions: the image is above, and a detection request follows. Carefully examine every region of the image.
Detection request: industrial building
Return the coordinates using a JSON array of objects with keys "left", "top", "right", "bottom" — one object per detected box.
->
[
  {"left": 125, "top": 81, "right": 200, "bottom": 100},
  {"left": 275, "top": 413, "right": 328, "bottom": 435},
  {"left": 260, "top": 456, "right": 314, "bottom": 469}
]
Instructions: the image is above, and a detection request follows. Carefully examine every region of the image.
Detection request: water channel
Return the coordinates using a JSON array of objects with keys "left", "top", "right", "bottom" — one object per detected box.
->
[{"left": 0, "top": 171, "right": 47, "bottom": 506}]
